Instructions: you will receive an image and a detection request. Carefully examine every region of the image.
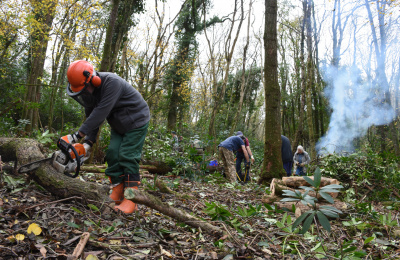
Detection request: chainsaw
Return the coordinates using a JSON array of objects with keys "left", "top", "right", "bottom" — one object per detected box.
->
[{"left": 18, "top": 139, "right": 89, "bottom": 178}]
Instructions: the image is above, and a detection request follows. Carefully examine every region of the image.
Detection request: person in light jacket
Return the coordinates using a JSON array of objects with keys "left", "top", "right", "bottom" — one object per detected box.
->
[{"left": 293, "top": 145, "right": 310, "bottom": 176}]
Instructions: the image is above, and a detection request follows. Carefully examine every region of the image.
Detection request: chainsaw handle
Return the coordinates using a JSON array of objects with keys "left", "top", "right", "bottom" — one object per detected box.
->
[
  {"left": 57, "top": 139, "right": 80, "bottom": 178},
  {"left": 64, "top": 144, "right": 80, "bottom": 178}
]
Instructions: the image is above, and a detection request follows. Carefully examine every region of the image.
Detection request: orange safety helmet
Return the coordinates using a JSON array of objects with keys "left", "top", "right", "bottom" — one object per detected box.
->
[{"left": 67, "top": 60, "right": 101, "bottom": 92}]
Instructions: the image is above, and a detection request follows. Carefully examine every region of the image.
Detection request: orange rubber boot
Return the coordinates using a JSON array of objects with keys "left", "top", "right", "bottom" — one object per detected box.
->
[
  {"left": 109, "top": 177, "right": 124, "bottom": 205},
  {"left": 115, "top": 177, "right": 140, "bottom": 214}
]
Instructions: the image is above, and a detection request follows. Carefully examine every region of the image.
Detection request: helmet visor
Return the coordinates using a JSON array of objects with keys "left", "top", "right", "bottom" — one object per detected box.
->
[{"left": 66, "top": 83, "right": 96, "bottom": 108}]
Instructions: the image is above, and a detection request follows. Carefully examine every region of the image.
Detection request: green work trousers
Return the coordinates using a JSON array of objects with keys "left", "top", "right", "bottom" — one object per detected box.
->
[{"left": 105, "top": 122, "right": 149, "bottom": 184}]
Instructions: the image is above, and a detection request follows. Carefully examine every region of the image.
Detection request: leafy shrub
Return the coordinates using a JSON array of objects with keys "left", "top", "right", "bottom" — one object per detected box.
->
[
  {"left": 281, "top": 168, "right": 343, "bottom": 234},
  {"left": 318, "top": 151, "right": 400, "bottom": 201},
  {"left": 204, "top": 201, "right": 232, "bottom": 221}
]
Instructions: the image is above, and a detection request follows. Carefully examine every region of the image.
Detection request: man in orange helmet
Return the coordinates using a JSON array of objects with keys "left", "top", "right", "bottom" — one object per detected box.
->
[{"left": 60, "top": 60, "right": 150, "bottom": 214}]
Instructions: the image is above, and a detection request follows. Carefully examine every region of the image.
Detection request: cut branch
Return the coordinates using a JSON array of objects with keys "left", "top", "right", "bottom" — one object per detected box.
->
[
  {"left": 124, "top": 188, "right": 224, "bottom": 236},
  {"left": 68, "top": 232, "right": 90, "bottom": 260}
]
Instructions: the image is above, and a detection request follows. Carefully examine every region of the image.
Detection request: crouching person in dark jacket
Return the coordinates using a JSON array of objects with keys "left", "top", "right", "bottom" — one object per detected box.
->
[
  {"left": 61, "top": 60, "right": 150, "bottom": 214},
  {"left": 281, "top": 135, "right": 293, "bottom": 176}
]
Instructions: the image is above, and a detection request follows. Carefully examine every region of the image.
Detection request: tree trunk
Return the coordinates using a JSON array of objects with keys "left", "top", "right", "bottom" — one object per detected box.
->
[
  {"left": 100, "top": 0, "right": 144, "bottom": 72},
  {"left": 292, "top": 0, "right": 307, "bottom": 154},
  {"left": 365, "top": 0, "right": 391, "bottom": 154},
  {"left": 259, "top": 0, "right": 283, "bottom": 184},
  {"left": 305, "top": 0, "right": 316, "bottom": 158},
  {"left": 23, "top": 0, "right": 57, "bottom": 133},
  {"left": 389, "top": 121, "right": 400, "bottom": 156},
  {"left": 391, "top": 56, "right": 400, "bottom": 156},
  {"left": 311, "top": 0, "right": 325, "bottom": 138},
  {"left": 49, "top": 21, "right": 72, "bottom": 131},
  {"left": 208, "top": 0, "right": 244, "bottom": 140},
  {"left": 167, "top": 76, "right": 182, "bottom": 131},
  {"left": 279, "top": 33, "right": 289, "bottom": 138},
  {"left": 99, "top": 0, "right": 120, "bottom": 72},
  {"left": 229, "top": 0, "right": 252, "bottom": 136}
]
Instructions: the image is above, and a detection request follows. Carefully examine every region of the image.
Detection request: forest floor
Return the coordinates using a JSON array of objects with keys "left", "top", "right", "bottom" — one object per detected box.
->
[{"left": 0, "top": 164, "right": 400, "bottom": 259}]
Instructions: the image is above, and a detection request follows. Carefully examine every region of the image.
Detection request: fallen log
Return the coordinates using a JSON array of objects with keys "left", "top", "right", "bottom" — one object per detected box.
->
[
  {"left": 264, "top": 176, "right": 344, "bottom": 217},
  {"left": 139, "top": 164, "right": 172, "bottom": 174},
  {"left": 270, "top": 178, "right": 339, "bottom": 199},
  {"left": 154, "top": 178, "right": 194, "bottom": 200},
  {"left": 270, "top": 178, "right": 295, "bottom": 197},
  {"left": 0, "top": 138, "right": 108, "bottom": 201},
  {"left": 0, "top": 138, "right": 224, "bottom": 237},
  {"left": 140, "top": 160, "right": 173, "bottom": 174},
  {"left": 0, "top": 138, "right": 44, "bottom": 165},
  {"left": 80, "top": 165, "right": 149, "bottom": 175},
  {"left": 281, "top": 176, "right": 340, "bottom": 188},
  {"left": 155, "top": 178, "right": 176, "bottom": 194},
  {"left": 81, "top": 161, "right": 175, "bottom": 175},
  {"left": 80, "top": 165, "right": 106, "bottom": 173}
]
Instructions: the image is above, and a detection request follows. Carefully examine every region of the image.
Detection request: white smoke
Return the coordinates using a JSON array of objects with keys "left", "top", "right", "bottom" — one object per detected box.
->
[{"left": 316, "top": 64, "right": 395, "bottom": 154}]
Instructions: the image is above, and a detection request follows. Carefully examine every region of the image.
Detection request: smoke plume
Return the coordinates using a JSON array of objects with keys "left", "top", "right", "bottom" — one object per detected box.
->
[{"left": 316, "top": 65, "right": 395, "bottom": 154}]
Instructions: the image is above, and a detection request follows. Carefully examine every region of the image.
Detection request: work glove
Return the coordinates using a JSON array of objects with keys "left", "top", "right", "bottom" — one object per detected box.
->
[
  {"left": 250, "top": 156, "right": 255, "bottom": 164},
  {"left": 83, "top": 140, "right": 92, "bottom": 157},
  {"left": 60, "top": 131, "right": 82, "bottom": 144}
]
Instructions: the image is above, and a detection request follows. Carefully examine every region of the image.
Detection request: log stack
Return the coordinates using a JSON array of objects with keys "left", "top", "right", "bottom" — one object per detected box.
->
[
  {"left": 263, "top": 176, "right": 346, "bottom": 216},
  {"left": 269, "top": 176, "right": 340, "bottom": 198}
]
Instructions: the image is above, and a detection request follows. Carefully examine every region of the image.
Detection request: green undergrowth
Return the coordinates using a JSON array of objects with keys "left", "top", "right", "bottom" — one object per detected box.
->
[
  {"left": 2, "top": 153, "right": 400, "bottom": 258},
  {"left": 315, "top": 149, "right": 400, "bottom": 202}
]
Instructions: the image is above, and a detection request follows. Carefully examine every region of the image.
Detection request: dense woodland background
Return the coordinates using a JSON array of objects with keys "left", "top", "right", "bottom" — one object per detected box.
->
[
  {"left": 2, "top": 0, "right": 400, "bottom": 166},
  {"left": 2, "top": 0, "right": 400, "bottom": 259}
]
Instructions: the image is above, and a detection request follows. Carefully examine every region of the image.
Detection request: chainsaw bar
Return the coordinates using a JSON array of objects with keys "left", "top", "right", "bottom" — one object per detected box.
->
[{"left": 18, "top": 154, "right": 55, "bottom": 174}]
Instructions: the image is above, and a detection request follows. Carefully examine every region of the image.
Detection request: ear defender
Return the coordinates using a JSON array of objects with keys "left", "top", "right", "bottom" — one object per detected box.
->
[
  {"left": 91, "top": 69, "right": 101, "bottom": 87},
  {"left": 83, "top": 69, "right": 101, "bottom": 87}
]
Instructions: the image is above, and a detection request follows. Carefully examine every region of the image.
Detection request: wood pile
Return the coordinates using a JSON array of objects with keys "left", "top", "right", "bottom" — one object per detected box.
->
[{"left": 263, "top": 176, "right": 346, "bottom": 217}]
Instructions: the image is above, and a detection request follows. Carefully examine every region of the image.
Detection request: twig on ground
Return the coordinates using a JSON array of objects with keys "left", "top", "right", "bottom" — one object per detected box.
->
[
  {"left": 68, "top": 232, "right": 90, "bottom": 260},
  {"left": 220, "top": 222, "right": 241, "bottom": 246},
  {"left": 248, "top": 232, "right": 261, "bottom": 247},
  {"left": 88, "top": 240, "right": 130, "bottom": 255},
  {"left": 18, "top": 196, "right": 81, "bottom": 212},
  {"left": 0, "top": 245, "right": 18, "bottom": 256}
]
